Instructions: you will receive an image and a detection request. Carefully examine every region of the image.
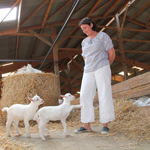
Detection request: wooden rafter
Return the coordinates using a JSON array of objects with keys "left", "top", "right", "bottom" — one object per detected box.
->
[
  {"left": 17, "top": 0, "right": 23, "bottom": 32},
  {"left": 86, "top": 0, "right": 101, "bottom": 17},
  {"left": 113, "top": 0, "right": 131, "bottom": 15},
  {"left": 62, "top": 0, "right": 102, "bottom": 56},
  {"left": 146, "top": 15, "right": 150, "bottom": 25},
  {"left": 115, "top": 56, "right": 150, "bottom": 71},
  {"left": 130, "top": 1, "right": 150, "bottom": 20},
  {"left": 114, "top": 26, "right": 144, "bottom": 49},
  {"left": 46, "top": 0, "right": 72, "bottom": 22},
  {"left": 115, "top": 14, "right": 128, "bottom": 80},
  {"left": 15, "top": 36, "right": 20, "bottom": 59},
  {"left": 52, "top": 26, "right": 59, "bottom": 75},
  {"left": 0, "top": 0, "right": 20, "bottom": 24},
  {"left": 58, "top": 25, "right": 78, "bottom": 47},
  {"left": 73, "top": 0, "right": 93, "bottom": 15},
  {"left": 104, "top": 0, "right": 120, "bottom": 16},
  {"left": 8, "top": 26, "right": 150, "bottom": 37},
  {"left": 29, "top": 30, "right": 52, "bottom": 46},
  {"left": 111, "top": 75, "right": 124, "bottom": 82},
  {"left": 122, "top": 16, "right": 146, "bottom": 27},
  {"left": 93, "top": 0, "right": 111, "bottom": 13},
  {"left": 31, "top": 29, "right": 44, "bottom": 58},
  {"left": 41, "top": 0, "right": 54, "bottom": 27},
  {"left": 21, "top": 0, "right": 48, "bottom": 26},
  {"left": 64, "top": 51, "right": 83, "bottom": 71},
  {"left": 0, "top": 15, "right": 113, "bottom": 36},
  {"left": 115, "top": 49, "right": 150, "bottom": 54},
  {"left": 120, "top": 4, "right": 128, "bottom": 33}
]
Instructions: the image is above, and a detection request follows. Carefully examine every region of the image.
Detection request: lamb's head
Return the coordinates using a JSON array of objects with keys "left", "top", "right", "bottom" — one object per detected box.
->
[
  {"left": 28, "top": 94, "right": 44, "bottom": 106},
  {"left": 60, "top": 93, "right": 75, "bottom": 102}
]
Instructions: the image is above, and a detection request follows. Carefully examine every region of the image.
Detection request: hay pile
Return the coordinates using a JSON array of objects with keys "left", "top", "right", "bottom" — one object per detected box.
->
[
  {"left": 109, "top": 99, "right": 150, "bottom": 141},
  {"left": 67, "top": 98, "right": 150, "bottom": 141},
  {"left": 0, "top": 73, "right": 59, "bottom": 123}
]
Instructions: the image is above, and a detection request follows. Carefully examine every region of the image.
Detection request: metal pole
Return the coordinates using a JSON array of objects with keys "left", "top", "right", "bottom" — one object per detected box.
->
[{"left": 39, "top": 0, "right": 80, "bottom": 70}]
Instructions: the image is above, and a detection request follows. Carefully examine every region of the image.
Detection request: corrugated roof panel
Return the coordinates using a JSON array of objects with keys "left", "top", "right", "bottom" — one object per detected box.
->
[
  {"left": 0, "top": 35, "right": 16, "bottom": 59},
  {"left": 17, "top": 36, "right": 37, "bottom": 59}
]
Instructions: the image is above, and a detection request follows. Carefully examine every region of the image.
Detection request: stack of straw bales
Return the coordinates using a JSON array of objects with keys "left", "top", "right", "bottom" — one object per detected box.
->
[{"left": 0, "top": 72, "right": 59, "bottom": 122}]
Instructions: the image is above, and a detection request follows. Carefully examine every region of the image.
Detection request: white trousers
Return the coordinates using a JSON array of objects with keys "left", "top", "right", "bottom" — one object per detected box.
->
[{"left": 80, "top": 65, "right": 115, "bottom": 124}]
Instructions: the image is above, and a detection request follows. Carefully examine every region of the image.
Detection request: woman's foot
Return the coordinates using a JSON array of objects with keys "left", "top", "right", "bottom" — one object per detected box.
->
[
  {"left": 74, "top": 127, "right": 92, "bottom": 133},
  {"left": 101, "top": 127, "right": 109, "bottom": 134}
]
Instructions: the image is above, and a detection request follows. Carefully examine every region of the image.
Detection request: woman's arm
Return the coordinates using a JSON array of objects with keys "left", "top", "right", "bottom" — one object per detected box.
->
[
  {"left": 83, "top": 56, "right": 86, "bottom": 61},
  {"left": 108, "top": 48, "right": 115, "bottom": 65}
]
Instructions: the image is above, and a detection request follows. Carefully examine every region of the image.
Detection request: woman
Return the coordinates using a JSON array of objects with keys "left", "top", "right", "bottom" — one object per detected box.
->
[{"left": 74, "top": 17, "right": 115, "bottom": 134}]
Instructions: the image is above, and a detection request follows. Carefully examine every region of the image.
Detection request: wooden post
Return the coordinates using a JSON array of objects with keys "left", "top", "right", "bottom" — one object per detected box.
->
[
  {"left": 115, "top": 14, "right": 128, "bottom": 80},
  {"left": 66, "top": 64, "right": 72, "bottom": 93},
  {"left": 52, "top": 26, "right": 60, "bottom": 95},
  {"left": 0, "top": 73, "right": 2, "bottom": 98}
]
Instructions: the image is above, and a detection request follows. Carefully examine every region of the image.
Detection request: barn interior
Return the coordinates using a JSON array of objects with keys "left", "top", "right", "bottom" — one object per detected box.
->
[
  {"left": 0, "top": 0, "right": 150, "bottom": 97},
  {"left": 0, "top": 1, "right": 150, "bottom": 149}
]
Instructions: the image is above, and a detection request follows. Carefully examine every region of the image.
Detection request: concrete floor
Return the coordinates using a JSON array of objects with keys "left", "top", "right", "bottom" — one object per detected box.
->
[{"left": 12, "top": 126, "right": 150, "bottom": 150}]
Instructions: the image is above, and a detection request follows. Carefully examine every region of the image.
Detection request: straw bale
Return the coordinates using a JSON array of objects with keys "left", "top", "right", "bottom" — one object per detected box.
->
[{"left": 0, "top": 73, "right": 59, "bottom": 122}]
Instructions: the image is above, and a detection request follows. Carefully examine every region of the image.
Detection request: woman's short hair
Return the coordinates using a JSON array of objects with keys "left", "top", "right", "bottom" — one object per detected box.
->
[{"left": 79, "top": 17, "right": 98, "bottom": 31}]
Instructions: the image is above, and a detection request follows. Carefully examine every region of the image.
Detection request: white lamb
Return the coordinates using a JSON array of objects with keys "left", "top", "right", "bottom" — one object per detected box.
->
[
  {"left": 2, "top": 94, "right": 44, "bottom": 138},
  {"left": 34, "top": 93, "right": 82, "bottom": 140}
]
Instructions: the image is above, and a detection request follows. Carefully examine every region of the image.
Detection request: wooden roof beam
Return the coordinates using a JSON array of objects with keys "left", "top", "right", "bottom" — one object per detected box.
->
[
  {"left": 93, "top": 0, "right": 111, "bottom": 13},
  {"left": 0, "top": 0, "right": 20, "bottom": 24},
  {"left": 21, "top": 0, "right": 48, "bottom": 26},
  {"left": 115, "top": 56, "right": 150, "bottom": 71},
  {"left": 15, "top": 36, "right": 20, "bottom": 59},
  {"left": 46, "top": 0, "right": 72, "bottom": 22},
  {"left": 0, "top": 51, "right": 81, "bottom": 74},
  {"left": 104, "top": 0, "right": 120, "bottom": 16},
  {"left": 64, "top": 51, "right": 83, "bottom": 71},
  {"left": 62, "top": 0, "right": 102, "bottom": 54},
  {"left": 121, "top": 16, "right": 146, "bottom": 27},
  {"left": 111, "top": 75, "right": 124, "bottom": 82},
  {"left": 8, "top": 26, "right": 150, "bottom": 37},
  {"left": 73, "top": 0, "right": 93, "bottom": 16},
  {"left": 113, "top": 0, "right": 131, "bottom": 15},
  {"left": 86, "top": 0, "right": 102, "bottom": 17},
  {"left": 17, "top": 0, "right": 23, "bottom": 32},
  {"left": 130, "top": 1, "right": 150, "bottom": 20},
  {"left": 115, "top": 49, "right": 150, "bottom": 54},
  {"left": 146, "top": 15, "right": 150, "bottom": 26},
  {"left": 0, "top": 15, "right": 113, "bottom": 36},
  {"left": 41, "top": 0, "right": 54, "bottom": 27},
  {"left": 29, "top": 30, "right": 52, "bottom": 46},
  {"left": 31, "top": 29, "right": 44, "bottom": 58},
  {"left": 112, "top": 38, "right": 150, "bottom": 43},
  {"left": 120, "top": 4, "right": 128, "bottom": 33}
]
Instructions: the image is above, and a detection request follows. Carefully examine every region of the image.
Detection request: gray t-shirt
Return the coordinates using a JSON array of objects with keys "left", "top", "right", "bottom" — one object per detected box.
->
[{"left": 81, "top": 32, "right": 113, "bottom": 73}]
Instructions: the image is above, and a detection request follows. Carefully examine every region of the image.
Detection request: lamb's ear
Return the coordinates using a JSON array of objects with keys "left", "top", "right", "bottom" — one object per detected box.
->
[
  {"left": 28, "top": 97, "right": 34, "bottom": 101},
  {"left": 60, "top": 95, "right": 66, "bottom": 98}
]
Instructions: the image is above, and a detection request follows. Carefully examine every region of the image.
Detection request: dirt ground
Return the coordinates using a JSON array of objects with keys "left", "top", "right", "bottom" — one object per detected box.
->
[
  {"left": 1, "top": 99, "right": 150, "bottom": 150},
  {"left": 1, "top": 122, "right": 150, "bottom": 150}
]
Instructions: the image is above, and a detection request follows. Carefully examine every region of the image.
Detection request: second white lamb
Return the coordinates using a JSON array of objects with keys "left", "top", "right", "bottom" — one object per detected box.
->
[{"left": 34, "top": 93, "right": 82, "bottom": 140}]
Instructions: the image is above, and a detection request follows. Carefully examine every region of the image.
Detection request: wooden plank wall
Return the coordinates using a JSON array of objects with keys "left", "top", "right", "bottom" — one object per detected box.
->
[
  {"left": 112, "top": 71, "right": 150, "bottom": 99},
  {"left": 71, "top": 71, "right": 150, "bottom": 105}
]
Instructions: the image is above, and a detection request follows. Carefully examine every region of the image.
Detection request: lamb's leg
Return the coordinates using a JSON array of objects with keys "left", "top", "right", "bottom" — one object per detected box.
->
[
  {"left": 43, "top": 127, "right": 50, "bottom": 135},
  {"left": 13, "top": 120, "right": 22, "bottom": 135},
  {"left": 24, "top": 119, "right": 31, "bottom": 138},
  {"left": 61, "top": 118, "right": 68, "bottom": 135},
  {"left": 6, "top": 117, "right": 13, "bottom": 137},
  {"left": 38, "top": 119, "right": 47, "bottom": 140},
  {"left": 70, "top": 105, "right": 82, "bottom": 110}
]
